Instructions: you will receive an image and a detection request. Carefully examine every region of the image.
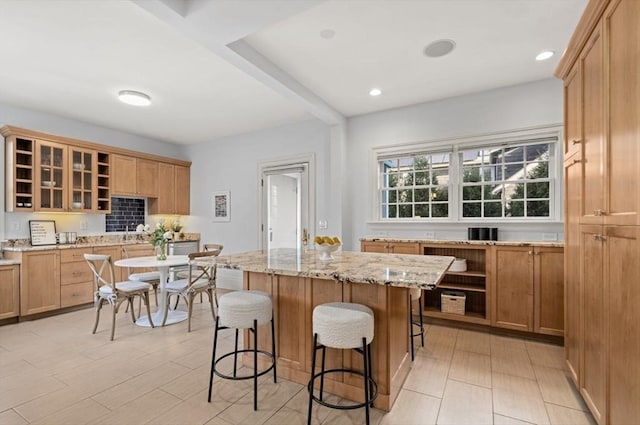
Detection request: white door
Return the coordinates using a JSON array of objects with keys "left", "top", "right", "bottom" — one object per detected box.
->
[{"left": 261, "top": 163, "right": 310, "bottom": 251}]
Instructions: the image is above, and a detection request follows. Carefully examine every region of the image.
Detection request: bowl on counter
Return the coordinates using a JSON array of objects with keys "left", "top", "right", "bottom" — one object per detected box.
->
[{"left": 315, "top": 242, "right": 342, "bottom": 261}]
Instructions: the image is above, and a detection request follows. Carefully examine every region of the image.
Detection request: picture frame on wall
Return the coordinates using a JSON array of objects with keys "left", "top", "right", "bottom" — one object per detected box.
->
[
  {"left": 29, "top": 220, "right": 57, "bottom": 246},
  {"left": 212, "top": 191, "right": 230, "bottom": 222}
]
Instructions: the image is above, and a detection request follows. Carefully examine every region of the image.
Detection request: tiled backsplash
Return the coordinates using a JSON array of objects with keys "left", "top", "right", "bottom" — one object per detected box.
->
[{"left": 105, "top": 197, "right": 145, "bottom": 232}]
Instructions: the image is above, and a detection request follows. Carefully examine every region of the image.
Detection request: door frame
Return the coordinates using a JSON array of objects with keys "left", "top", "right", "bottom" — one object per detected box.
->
[{"left": 257, "top": 153, "right": 315, "bottom": 251}]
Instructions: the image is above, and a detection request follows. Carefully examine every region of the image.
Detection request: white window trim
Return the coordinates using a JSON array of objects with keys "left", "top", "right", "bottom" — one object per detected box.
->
[{"left": 369, "top": 124, "right": 563, "bottom": 224}]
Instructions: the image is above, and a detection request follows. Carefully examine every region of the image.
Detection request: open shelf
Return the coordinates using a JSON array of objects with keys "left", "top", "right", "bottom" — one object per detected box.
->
[
  {"left": 437, "top": 282, "right": 486, "bottom": 293},
  {"left": 445, "top": 270, "right": 486, "bottom": 278},
  {"left": 424, "top": 307, "right": 490, "bottom": 325}
]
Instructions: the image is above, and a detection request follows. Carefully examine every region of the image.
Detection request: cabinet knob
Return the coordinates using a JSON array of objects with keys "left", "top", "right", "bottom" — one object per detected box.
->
[
  {"left": 572, "top": 159, "right": 582, "bottom": 164},
  {"left": 571, "top": 139, "right": 581, "bottom": 145},
  {"left": 528, "top": 251, "right": 533, "bottom": 255}
]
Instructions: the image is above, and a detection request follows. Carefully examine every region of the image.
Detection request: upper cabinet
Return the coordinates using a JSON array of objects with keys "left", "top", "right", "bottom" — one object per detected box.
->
[
  {"left": 3, "top": 126, "right": 190, "bottom": 213},
  {"left": 148, "top": 163, "right": 190, "bottom": 215},
  {"left": 111, "top": 155, "right": 158, "bottom": 198}
]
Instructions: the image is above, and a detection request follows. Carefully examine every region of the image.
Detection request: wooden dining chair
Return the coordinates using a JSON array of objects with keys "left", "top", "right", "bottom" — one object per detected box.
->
[
  {"left": 121, "top": 245, "right": 161, "bottom": 306},
  {"left": 173, "top": 243, "right": 223, "bottom": 309},
  {"left": 84, "top": 253, "right": 155, "bottom": 341},
  {"left": 163, "top": 251, "right": 219, "bottom": 332}
]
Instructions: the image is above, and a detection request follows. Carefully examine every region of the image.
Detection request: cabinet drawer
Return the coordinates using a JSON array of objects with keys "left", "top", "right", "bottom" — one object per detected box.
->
[
  {"left": 61, "top": 261, "right": 93, "bottom": 284},
  {"left": 61, "top": 282, "right": 94, "bottom": 307},
  {"left": 60, "top": 248, "right": 93, "bottom": 263}
]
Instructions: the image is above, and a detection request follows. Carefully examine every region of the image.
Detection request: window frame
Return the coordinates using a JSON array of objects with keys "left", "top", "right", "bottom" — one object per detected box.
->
[{"left": 370, "top": 125, "right": 563, "bottom": 223}]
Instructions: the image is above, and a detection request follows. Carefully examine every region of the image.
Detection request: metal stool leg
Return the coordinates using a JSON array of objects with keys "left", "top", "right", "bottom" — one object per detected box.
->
[
  {"left": 233, "top": 328, "right": 239, "bottom": 378},
  {"left": 307, "top": 333, "right": 318, "bottom": 425},
  {"left": 253, "top": 319, "right": 258, "bottom": 411},
  {"left": 271, "top": 314, "right": 277, "bottom": 383},
  {"left": 363, "top": 337, "right": 370, "bottom": 425},
  {"left": 409, "top": 293, "right": 415, "bottom": 361},
  {"left": 418, "top": 295, "right": 425, "bottom": 347},
  {"left": 207, "top": 317, "right": 220, "bottom": 402}
]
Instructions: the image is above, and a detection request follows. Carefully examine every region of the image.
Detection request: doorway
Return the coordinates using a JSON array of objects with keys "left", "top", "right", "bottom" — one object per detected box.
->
[{"left": 259, "top": 156, "right": 313, "bottom": 251}]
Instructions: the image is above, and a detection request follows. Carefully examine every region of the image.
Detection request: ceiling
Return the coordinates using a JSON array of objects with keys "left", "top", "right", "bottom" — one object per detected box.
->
[{"left": 0, "top": 0, "right": 587, "bottom": 145}]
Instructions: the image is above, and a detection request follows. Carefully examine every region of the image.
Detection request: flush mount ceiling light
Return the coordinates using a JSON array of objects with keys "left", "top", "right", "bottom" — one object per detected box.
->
[
  {"left": 369, "top": 88, "right": 382, "bottom": 97},
  {"left": 118, "top": 90, "right": 151, "bottom": 106},
  {"left": 424, "top": 39, "right": 456, "bottom": 58},
  {"left": 536, "top": 50, "right": 555, "bottom": 61},
  {"left": 320, "top": 29, "right": 336, "bottom": 39}
]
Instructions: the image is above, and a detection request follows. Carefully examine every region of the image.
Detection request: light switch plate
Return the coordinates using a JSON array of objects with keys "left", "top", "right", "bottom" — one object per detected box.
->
[
  {"left": 424, "top": 231, "right": 436, "bottom": 239},
  {"left": 542, "top": 233, "right": 558, "bottom": 241},
  {"left": 318, "top": 220, "right": 328, "bottom": 230},
  {"left": 80, "top": 221, "right": 88, "bottom": 230}
]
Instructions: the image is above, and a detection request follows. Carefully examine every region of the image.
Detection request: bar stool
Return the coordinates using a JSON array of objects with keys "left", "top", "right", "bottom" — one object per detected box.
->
[
  {"left": 409, "top": 287, "right": 425, "bottom": 361},
  {"left": 307, "top": 302, "right": 378, "bottom": 425},
  {"left": 207, "top": 290, "right": 277, "bottom": 411}
]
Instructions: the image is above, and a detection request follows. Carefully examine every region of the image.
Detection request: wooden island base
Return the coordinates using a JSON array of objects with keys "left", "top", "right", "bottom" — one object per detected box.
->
[{"left": 243, "top": 271, "right": 412, "bottom": 411}]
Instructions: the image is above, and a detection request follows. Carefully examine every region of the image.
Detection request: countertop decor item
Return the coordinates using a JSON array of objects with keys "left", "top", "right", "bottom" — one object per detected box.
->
[
  {"left": 314, "top": 235, "right": 342, "bottom": 261},
  {"left": 136, "top": 221, "right": 173, "bottom": 260},
  {"left": 29, "top": 220, "right": 57, "bottom": 246}
]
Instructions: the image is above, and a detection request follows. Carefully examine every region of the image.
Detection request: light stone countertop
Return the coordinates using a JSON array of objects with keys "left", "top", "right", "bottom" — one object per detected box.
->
[
  {"left": 360, "top": 237, "right": 564, "bottom": 248},
  {"left": 212, "top": 248, "right": 454, "bottom": 290},
  {"left": 0, "top": 259, "right": 21, "bottom": 265}
]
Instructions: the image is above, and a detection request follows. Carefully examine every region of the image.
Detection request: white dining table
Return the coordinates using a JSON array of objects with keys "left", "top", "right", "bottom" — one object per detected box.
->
[{"left": 114, "top": 255, "right": 189, "bottom": 327}]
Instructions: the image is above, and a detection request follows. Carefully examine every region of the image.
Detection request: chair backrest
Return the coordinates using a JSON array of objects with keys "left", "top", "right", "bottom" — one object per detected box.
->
[
  {"left": 185, "top": 251, "right": 219, "bottom": 289},
  {"left": 203, "top": 244, "right": 223, "bottom": 256},
  {"left": 84, "top": 253, "right": 116, "bottom": 292}
]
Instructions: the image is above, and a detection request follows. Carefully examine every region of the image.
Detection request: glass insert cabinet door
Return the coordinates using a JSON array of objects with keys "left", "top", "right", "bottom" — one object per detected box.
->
[
  {"left": 69, "top": 148, "right": 96, "bottom": 211},
  {"left": 36, "top": 141, "right": 67, "bottom": 211}
]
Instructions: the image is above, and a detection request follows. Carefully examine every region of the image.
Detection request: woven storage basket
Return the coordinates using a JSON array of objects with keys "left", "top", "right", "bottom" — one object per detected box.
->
[{"left": 441, "top": 291, "right": 466, "bottom": 315}]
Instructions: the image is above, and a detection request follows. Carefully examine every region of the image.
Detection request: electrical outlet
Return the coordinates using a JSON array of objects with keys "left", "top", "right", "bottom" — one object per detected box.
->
[
  {"left": 542, "top": 232, "right": 558, "bottom": 241},
  {"left": 318, "top": 220, "right": 328, "bottom": 230},
  {"left": 424, "top": 231, "right": 436, "bottom": 239},
  {"left": 374, "top": 231, "right": 388, "bottom": 237},
  {"left": 80, "top": 221, "right": 88, "bottom": 231}
]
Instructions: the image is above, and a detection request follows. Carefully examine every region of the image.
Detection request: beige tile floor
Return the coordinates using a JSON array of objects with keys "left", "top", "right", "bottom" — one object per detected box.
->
[{"left": 0, "top": 300, "right": 595, "bottom": 425}]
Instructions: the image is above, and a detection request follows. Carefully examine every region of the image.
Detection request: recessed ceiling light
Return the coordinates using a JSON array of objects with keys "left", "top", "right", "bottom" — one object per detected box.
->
[
  {"left": 535, "top": 50, "right": 555, "bottom": 61},
  {"left": 320, "top": 29, "right": 336, "bottom": 39},
  {"left": 369, "top": 88, "right": 382, "bottom": 97},
  {"left": 424, "top": 39, "right": 456, "bottom": 58},
  {"left": 118, "top": 90, "right": 151, "bottom": 106}
]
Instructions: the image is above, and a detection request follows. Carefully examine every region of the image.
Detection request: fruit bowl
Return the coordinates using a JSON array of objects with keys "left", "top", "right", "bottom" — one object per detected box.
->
[
  {"left": 314, "top": 236, "right": 342, "bottom": 261},
  {"left": 315, "top": 242, "right": 341, "bottom": 261}
]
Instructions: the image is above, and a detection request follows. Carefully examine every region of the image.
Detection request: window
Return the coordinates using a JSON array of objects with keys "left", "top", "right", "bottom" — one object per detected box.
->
[
  {"left": 380, "top": 153, "right": 450, "bottom": 219},
  {"left": 374, "top": 127, "right": 560, "bottom": 221},
  {"left": 460, "top": 143, "right": 551, "bottom": 218}
]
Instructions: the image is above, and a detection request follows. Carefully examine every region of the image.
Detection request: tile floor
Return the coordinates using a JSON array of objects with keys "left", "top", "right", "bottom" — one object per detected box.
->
[{"left": 0, "top": 299, "right": 595, "bottom": 425}]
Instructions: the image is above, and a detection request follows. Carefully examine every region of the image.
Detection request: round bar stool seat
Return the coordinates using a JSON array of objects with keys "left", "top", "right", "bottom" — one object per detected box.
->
[
  {"left": 409, "top": 287, "right": 425, "bottom": 361},
  {"left": 307, "top": 302, "right": 378, "bottom": 425},
  {"left": 208, "top": 290, "right": 277, "bottom": 411}
]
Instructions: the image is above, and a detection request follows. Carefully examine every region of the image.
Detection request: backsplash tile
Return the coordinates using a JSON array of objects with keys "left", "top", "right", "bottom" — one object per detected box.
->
[{"left": 106, "top": 197, "right": 145, "bottom": 232}]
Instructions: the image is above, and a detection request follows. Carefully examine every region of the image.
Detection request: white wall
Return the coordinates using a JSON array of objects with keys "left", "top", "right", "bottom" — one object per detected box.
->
[
  {"left": 344, "top": 78, "right": 565, "bottom": 249},
  {"left": 1, "top": 102, "right": 186, "bottom": 240},
  {"left": 185, "top": 119, "right": 331, "bottom": 289}
]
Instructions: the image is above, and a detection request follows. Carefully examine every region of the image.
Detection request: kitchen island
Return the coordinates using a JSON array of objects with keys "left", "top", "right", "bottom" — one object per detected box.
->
[{"left": 213, "top": 249, "right": 454, "bottom": 411}]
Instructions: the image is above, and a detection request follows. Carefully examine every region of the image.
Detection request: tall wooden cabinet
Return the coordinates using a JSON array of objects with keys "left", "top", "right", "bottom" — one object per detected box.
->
[
  {"left": 148, "top": 163, "right": 190, "bottom": 215},
  {"left": 557, "top": 0, "right": 640, "bottom": 423}
]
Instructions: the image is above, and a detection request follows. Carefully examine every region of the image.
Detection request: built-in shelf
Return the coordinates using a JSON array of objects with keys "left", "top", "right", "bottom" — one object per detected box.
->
[
  {"left": 424, "top": 306, "right": 490, "bottom": 325},
  {"left": 437, "top": 282, "right": 486, "bottom": 293},
  {"left": 445, "top": 270, "right": 486, "bottom": 278}
]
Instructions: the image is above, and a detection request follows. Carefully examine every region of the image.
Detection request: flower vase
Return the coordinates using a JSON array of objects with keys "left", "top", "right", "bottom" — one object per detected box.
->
[{"left": 156, "top": 242, "right": 167, "bottom": 260}]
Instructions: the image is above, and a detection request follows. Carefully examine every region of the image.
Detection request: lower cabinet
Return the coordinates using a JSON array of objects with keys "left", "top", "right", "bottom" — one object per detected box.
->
[
  {"left": 0, "top": 264, "right": 20, "bottom": 319},
  {"left": 361, "top": 240, "right": 563, "bottom": 336},
  {"left": 491, "top": 246, "right": 564, "bottom": 335},
  {"left": 19, "top": 250, "right": 60, "bottom": 316},
  {"left": 60, "top": 248, "right": 94, "bottom": 308}
]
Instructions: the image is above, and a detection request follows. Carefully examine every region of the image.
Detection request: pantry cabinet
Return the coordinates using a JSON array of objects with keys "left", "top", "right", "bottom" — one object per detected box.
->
[
  {"left": 0, "top": 264, "right": 20, "bottom": 319},
  {"left": 557, "top": 0, "right": 640, "bottom": 423}
]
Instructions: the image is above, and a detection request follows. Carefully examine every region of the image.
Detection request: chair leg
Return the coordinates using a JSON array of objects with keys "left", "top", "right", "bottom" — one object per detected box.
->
[
  {"left": 233, "top": 329, "right": 239, "bottom": 378},
  {"left": 307, "top": 333, "right": 318, "bottom": 425},
  {"left": 418, "top": 295, "right": 425, "bottom": 347},
  {"left": 363, "top": 337, "right": 370, "bottom": 425},
  {"left": 368, "top": 343, "right": 374, "bottom": 408},
  {"left": 187, "top": 294, "right": 194, "bottom": 332},
  {"left": 93, "top": 298, "right": 104, "bottom": 334},
  {"left": 207, "top": 289, "right": 216, "bottom": 321},
  {"left": 128, "top": 297, "right": 136, "bottom": 323},
  {"left": 208, "top": 316, "right": 220, "bottom": 403},
  {"left": 143, "top": 291, "right": 155, "bottom": 328},
  {"left": 253, "top": 318, "right": 258, "bottom": 411},
  {"left": 409, "top": 293, "right": 415, "bottom": 361},
  {"left": 110, "top": 303, "right": 117, "bottom": 341},
  {"left": 173, "top": 294, "right": 180, "bottom": 310},
  {"left": 162, "top": 292, "right": 171, "bottom": 327},
  {"left": 319, "top": 345, "right": 326, "bottom": 401},
  {"left": 271, "top": 314, "right": 277, "bottom": 383}
]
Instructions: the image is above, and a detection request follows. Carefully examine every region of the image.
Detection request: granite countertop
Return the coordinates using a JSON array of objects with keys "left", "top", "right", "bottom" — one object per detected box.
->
[
  {"left": 360, "top": 237, "right": 564, "bottom": 248},
  {"left": 2, "top": 233, "right": 201, "bottom": 252},
  {"left": 212, "top": 248, "right": 454, "bottom": 290},
  {"left": 0, "top": 259, "right": 21, "bottom": 265}
]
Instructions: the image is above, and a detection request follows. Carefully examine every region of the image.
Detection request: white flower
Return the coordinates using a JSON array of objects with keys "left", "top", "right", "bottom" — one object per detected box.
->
[
  {"left": 163, "top": 231, "right": 173, "bottom": 240},
  {"left": 144, "top": 224, "right": 150, "bottom": 232},
  {"left": 156, "top": 222, "right": 162, "bottom": 229},
  {"left": 136, "top": 224, "right": 144, "bottom": 232}
]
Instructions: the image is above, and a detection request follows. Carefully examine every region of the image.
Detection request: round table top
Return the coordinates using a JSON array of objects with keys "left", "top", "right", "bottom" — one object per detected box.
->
[{"left": 114, "top": 255, "right": 189, "bottom": 268}]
